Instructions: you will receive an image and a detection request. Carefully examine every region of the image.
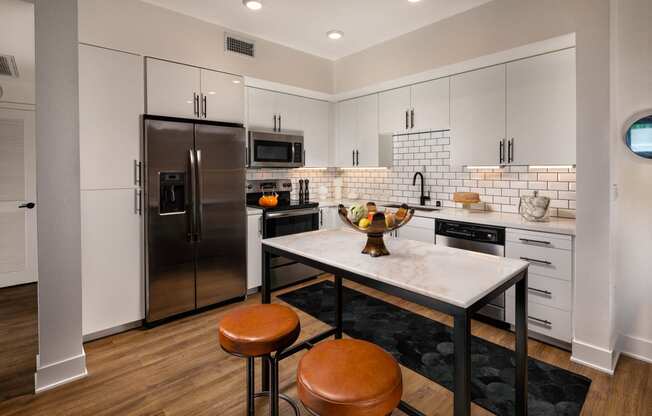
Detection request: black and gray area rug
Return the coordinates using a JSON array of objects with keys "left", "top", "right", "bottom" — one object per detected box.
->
[{"left": 278, "top": 281, "right": 591, "bottom": 416}]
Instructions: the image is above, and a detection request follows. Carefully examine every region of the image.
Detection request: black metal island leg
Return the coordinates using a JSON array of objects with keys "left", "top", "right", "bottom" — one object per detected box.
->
[
  {"left": 334, "top": 275, "right": 343, "bottom": 339},
  {"left": 261, "top": 247, "right": 271, "bottom": 392},
  {"left": 453, "top": 311, "right": 471, "bottom": 416},
  {"left": 515, "top": 270, "right": 529, "bottom": 416}
]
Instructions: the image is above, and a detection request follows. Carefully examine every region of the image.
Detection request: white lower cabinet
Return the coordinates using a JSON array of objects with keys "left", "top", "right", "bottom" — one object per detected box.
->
[
  {"left": 395, "top": 216, "right": 435, "bottom": 244},
  {"left": 247, "top": 214, "right": 263, "bottom": 290},
  {"left": 81, "top": 189, "right": 143, "bottom": 336},
  {"left": 505, "top": 228, "right": 573, "bottom": 343},
  {"left": 320, "top": 206, "right": 340, "bottom": 229}
]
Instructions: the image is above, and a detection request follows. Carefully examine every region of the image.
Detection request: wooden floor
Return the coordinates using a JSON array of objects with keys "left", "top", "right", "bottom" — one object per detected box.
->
[
  {"left": 0, "top": 283, "right": 38, "bottom": 402},
  {"left": 0, "top": 276, "right": 650, "bottom": 415}
]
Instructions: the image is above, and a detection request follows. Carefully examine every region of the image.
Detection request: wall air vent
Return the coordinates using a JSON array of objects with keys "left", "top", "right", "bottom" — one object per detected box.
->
[
  {"left": 0, "top": 55, "right": 19, "bottom": 78},
  {"left": 224, "top": 34, "right": 255, "bottom": 58}
]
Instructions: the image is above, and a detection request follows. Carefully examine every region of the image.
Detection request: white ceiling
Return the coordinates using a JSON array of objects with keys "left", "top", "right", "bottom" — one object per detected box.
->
[{"left": 142, "top": 0, "right": 493, "bottom": 60}]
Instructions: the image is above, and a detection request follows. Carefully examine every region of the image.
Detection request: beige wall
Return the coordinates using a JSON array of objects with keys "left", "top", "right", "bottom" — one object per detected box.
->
[
  {"left": 612, "top": 0, "right": 652, "bottom": 362},
  {"left": 77, "top": 0, "right": 334, "bottom": 93},
  {"left": 336, "top": 0, "right": 615, "bottom": 369}
]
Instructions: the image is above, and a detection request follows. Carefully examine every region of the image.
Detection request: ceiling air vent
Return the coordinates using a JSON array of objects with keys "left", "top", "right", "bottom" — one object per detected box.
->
[
  {"left": 224, "top": 34, "right": 255, "bottom": 58},
  {"left": 0, "top": 55, "right": 19, "bottom": 78}
]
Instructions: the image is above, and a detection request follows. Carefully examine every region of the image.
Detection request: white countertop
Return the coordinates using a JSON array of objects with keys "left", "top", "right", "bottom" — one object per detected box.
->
[
  {"left": 263, "top": 229, "right": 529, "bottom": 309},
  {"left": 317, "top": 200, "right": 576, "bottom": 236}
]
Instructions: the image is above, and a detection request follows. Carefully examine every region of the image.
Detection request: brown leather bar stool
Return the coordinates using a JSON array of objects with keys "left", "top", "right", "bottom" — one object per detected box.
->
[
  {"left": 219, "top": 304, "right": 301, "bottom": 416},
  {"left": 297, "top": 339, "right": 403, "bottom": 416}
]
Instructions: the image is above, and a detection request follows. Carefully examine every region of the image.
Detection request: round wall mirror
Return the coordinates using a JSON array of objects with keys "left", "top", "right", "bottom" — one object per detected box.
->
[{"left": 625, "top": 112, "right": 652, "bottom": 159}]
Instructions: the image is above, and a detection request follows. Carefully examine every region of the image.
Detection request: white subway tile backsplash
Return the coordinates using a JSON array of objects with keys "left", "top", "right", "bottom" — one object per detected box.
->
[{"left": 248, "top": 132, "right": 576, "bottom": 218}]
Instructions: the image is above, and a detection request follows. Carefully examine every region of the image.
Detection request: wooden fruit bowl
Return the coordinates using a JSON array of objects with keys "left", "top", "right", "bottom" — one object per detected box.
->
[{"left": 337, "top": 202, "right": 415, "bottom": 257}]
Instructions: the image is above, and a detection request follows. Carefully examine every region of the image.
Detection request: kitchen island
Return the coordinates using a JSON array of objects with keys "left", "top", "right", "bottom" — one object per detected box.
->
[{"left": 261, "top": 229, "right": 530, "bottom": 416}]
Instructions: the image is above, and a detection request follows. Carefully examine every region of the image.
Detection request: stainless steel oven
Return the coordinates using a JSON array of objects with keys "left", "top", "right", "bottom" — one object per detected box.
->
[
  {"left": 248, "top": 130, "right": 304, "bottom": 168},
  {"left": 435, "top": 219, "right": 507, "bottom": 323}
]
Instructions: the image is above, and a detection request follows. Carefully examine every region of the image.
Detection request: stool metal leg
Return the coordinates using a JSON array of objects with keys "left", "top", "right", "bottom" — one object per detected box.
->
[
  {"left": 247, "top": 357, "right": 255, "bottom": 416},
  {"left": 269, "top": 355, "right": 279, "bottom": 416}
]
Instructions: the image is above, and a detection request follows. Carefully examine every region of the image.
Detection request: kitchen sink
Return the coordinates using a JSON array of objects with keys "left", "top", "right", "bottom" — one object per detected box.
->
[{"left": 383, "top": 203, "right": 440, "bottom": 212}]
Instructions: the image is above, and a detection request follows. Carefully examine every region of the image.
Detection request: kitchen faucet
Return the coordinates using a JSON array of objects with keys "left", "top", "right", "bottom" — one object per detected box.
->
[{"left": 412, "top": 171, "right": 431, "bottom": 206}]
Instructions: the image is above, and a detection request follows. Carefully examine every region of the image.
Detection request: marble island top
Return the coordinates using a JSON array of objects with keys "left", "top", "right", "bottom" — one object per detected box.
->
[{"left": 263, "top": 229, "right": 529, "bottom": 309}]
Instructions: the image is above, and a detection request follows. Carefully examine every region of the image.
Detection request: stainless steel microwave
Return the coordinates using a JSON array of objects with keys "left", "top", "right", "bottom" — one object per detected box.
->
[{"left": 247, "top": 130, "right": 304, "bottom": 168}]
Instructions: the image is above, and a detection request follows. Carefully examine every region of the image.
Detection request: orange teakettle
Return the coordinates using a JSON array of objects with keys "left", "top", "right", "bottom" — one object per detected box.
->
[{"left": 258, "top": 191, "right": 278, "bottom": 207}]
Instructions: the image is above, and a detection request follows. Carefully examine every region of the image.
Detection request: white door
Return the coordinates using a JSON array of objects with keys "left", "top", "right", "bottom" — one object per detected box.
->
[
  {"left": 247, "top": 214, "right": 262, "bottom": 290},
  {"left": 378, "top": 87, "right": 411, "bottom": 134},
  {"left": 146, "top": 58, "right": 200, "bottom": 118},
  {"left": 450, "top": 65, "right": 506, "bottom": 167},
  {"left": 411, "top": 78, "right": 450, "bottom": 132},
  {"left": 506, "top": 49, "right": 576, "bottom": 166},
  {"left": 79, "top": 44, "right": 143, "bottom": 190},
  {"left": 81, "top": 188, "right": 143, "bottom": 335},
  {"left": 335, "top": 99, "right": 358, "bottom": 167},
  {"left": 356, "top": 94, "right": 379, "bottom": 167},
  {"left": 200, "top": 69, "right": 244, "bottom": 123},
  {"left": 303, "top": 98, "right": 330, "bottom": 167},
  {"left": 247, "top": 87, "right": 277, "bottom": 130},
  {"left": 0, "top": 109, "right": 37, "bottom": 288},
  {"left": 276, "top": 92, "right": 303, "bottom": 132}
]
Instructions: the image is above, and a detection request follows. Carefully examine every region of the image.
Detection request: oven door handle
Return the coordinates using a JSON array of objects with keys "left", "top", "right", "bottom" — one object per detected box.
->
[{"left": 266, "top": 208, "right": 320, "bottom": 219}]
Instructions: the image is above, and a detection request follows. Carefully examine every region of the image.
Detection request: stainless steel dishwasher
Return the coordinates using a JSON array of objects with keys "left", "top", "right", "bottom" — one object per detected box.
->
[{"left": 435, "top": 219, "right": 507, "bottom": 323}]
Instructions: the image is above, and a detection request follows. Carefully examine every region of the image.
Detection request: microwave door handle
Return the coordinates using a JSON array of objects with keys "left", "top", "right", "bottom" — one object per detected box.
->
[
  {"left": 291, "top": 143, "right": 295, "bottom": 165},
  {"left": 195, "top": 149, "right": 204, "bottom": 242},
  {"left": 188, "top": 149, "right": 197, "bottom": 241}
]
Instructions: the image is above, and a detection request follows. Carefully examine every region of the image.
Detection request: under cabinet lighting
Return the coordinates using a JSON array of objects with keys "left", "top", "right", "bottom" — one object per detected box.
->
[
  {"left": 243, "top": 0, "right": 262, "bottom": 10},
  {"left": 340, "top": 167, "right": 388, "bottom": 170},
  {"left": 466, "top": 166, "right": 501, "bottom": 170},
  {"left": 529, "top": 165, "right": 575, "bottom": 169},
  {"left": 295, "top": 167, "right": 328, "bottom": 170}
]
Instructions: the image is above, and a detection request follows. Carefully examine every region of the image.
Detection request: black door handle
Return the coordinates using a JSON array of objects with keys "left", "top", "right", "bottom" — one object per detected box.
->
[{"left": 19, "top": 202, "right": 36, "bottom": 209}]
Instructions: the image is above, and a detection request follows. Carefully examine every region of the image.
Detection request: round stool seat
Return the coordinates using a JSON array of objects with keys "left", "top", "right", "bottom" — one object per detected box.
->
[
  {"left": 297, "top": 339, "right": 402, "bottom": 416},
  {"left": 218, "top": 304, "right": 300, "bottom": 357}
]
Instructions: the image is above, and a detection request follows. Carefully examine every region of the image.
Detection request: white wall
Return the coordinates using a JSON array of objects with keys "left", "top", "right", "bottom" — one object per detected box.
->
[
  {"left": 34, "top": 0, "right": 86, "bottom": 392},
  {"left": 0, "top": 0, "right": 34, "bottom": 105},
  {"left": 77, "top": 0, "right": 334, "bottom": 94},
  {"left": 612, "top": 0, "right": 652, "bottom": 363},
  {"left": 334, "top": 0, "right": 616, "bottom": 372}
]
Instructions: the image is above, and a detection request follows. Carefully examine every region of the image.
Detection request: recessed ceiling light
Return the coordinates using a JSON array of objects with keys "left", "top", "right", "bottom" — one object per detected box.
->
[
  {"left": 408, "top": 0, "right": 422, "bottom": 3},
  {"left": 232, "top": 79, "right": 242, "bottom": 84},
  {"left": 243, "top": 0, "right": 262, "bottom": 10},
  {"left": 327, "top": 30, "right": 343, "bottom": 40},
  {"left": 208, "top": 91, "right": 216, "bottom": 95}
]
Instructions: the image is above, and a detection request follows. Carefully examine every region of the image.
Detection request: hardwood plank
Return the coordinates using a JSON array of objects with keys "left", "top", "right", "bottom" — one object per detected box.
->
[{"left": 0, "top": 276, "right": 650, "bottom": 416}]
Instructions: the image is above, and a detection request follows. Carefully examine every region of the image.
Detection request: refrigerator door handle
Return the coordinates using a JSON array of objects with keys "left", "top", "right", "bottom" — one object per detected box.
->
[
  {"left": 189, "top": 149, "right": 198, "bottom": 241},
  {"left": 195, "top": 148, "right": 204, "bottom": 242}
]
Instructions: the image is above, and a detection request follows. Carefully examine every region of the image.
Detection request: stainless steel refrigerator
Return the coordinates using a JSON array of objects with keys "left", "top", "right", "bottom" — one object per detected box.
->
[{"left": 143, "top": 115, "right": 247, "bottom": 324}]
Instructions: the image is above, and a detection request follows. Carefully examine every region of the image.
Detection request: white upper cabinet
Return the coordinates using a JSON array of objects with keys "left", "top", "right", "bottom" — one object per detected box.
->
[
  {"left": 450, "top": 64, "right": 506, "bottom": 167},
  {"left": 200, "top": 70, "right": 244, "bottom": 124},
  {"left": 378, "top": 79, "right": 450, "bottom": 134},
  {"left": 147, "top": 58, "right": 244, "bottom": 122},
  {"left": 506, "top": 48, "right": 576, "bottom": 166},
  {"left": 247, "top": 87, "right": 303, "bottom": 132},
  {"left": 356, "top": 94, "right": 380, "bottom": 167},
  {"left": 335, "top": 99, "right": 358, "bottom": 167},
  {"left": 146, "top": 58, "right": 200, "bottom": 119},
  {"left": 411, "top": 78, "right": 450, "bottom": 132},
  {"left": 79, "top": 44, "right": 143, "bottom": 190},
  {"left": 378, "top": 86, "right": 411, "bottom": 134},
  {"left": 302, "top": 98, "right": 331, "bottom": 167}
]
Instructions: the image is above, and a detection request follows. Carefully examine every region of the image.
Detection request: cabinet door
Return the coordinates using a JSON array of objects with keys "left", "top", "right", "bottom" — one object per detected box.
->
[
  {"left": 378, "top": 86, "right": 411, "bottom": 134},
  {"left": 200, "top": 70, "right": 244, "bottom": 123},
  {"left": 276, "top": 93, "right": 303, "bottom": 132},
  {"left": 356, "top": 94, "right": 379, "bottom": 167},
  {"left": 247, "top": 214, "right": 262, "bottom": 290},
  {"left": 247, "top": 87, "right": 277, "bottom": 130},
  {"left": 146, "top": 58, "right": 200, "bottom": 118},
  {"left": 303, "top": 98, "right": 330, "bottom": 167},
  {"left": 411, "top": 78, "right": 450, "bottom": 132},
  {"left": 450, "top": 65, "right": 506, "bottom": 167},
  {"left": 81, "top": 189, "right": 143, "bottom": 335},
  {"left": 506, "top": 49, "right": 576, "bottom": 166},
  {"left": 79, "top": 45, "right": 143, "bottom": 190},
  {"left": 335, "top": 99, "right": 358, "bottom": 167}
]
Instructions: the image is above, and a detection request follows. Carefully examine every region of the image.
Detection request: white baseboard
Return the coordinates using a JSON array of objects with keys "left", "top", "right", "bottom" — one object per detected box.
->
[
  {"left": 570, "top": 338, "right": 619, "bottom": 374},
  {"left": 35, "top": 350, "right": 88, "bottom": 393},
  {"left": 618, "top": 334, "right": 652, "bottom": 364}
]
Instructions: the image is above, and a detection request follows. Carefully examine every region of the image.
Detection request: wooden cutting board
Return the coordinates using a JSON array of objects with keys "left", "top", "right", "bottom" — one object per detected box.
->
[{"left": 453, "top": 192, "right": 481, "bottom": 204}]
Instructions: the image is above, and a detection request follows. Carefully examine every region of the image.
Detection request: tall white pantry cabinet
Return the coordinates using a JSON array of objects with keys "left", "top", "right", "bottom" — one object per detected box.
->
[{"left": 78, "top": 44, "right": 144, "bottom": 337}]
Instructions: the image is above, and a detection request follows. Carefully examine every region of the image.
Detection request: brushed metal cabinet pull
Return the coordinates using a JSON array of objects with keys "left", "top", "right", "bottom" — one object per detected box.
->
[
  {"left": 355, "top": 150, "right": 359, "bottom": 166},
  {"left": 405, "top": 110, "right": 409, "bottom": 130},
  {"left": 202, "top": 94, "right": 207, "bottom": 118},
  {"left": 278, "top": 114, "right": 282, "bottom": 131},
  {"left": 508, "top": 138, "right": 514, "bottom": 163},
  {"left": 499, "top": 140, "right": 504, "bottom": 164},
  {"left": 519, "top": 238, "right": 551, "bottom": 245},
  {"left": 528, "top": 287, "right": 552, "bottom": 296},
  {"left": 134, "top": 189, "right": 142, "bottom": 215},
  {"left": 528, "top": 316, "right": 552, "bottom": 327},
  {"left": 273, "top": 115, "right": 277, "bottom": 131},
  {"left": 352, "top": 150, "right": 355, "bottom": 166},
  {"left": 411, "top": 109, "right": 415, "bottom": 129},
  {"left": 520, "top": 256, "right": 552, "bottom": 265},
  {"left": 193, "top": 93, "right": 200, "bottom": 117}
]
